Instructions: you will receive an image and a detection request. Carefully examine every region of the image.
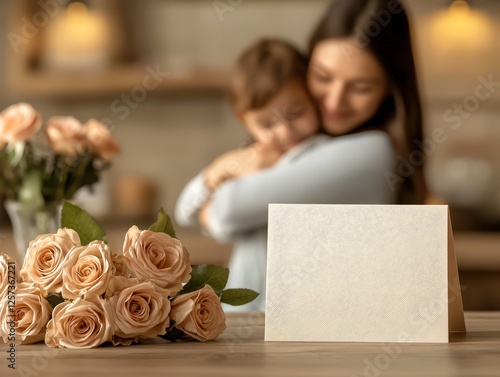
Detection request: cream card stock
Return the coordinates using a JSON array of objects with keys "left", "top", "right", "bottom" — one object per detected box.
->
[{"left": 265, "top": 204, "right": 466, "bottom": 343}]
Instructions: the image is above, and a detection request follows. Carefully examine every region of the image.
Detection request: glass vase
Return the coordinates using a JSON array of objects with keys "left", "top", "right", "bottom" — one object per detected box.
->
[{"left": 4, "top": 200, "right": 62, "bottom": 264}]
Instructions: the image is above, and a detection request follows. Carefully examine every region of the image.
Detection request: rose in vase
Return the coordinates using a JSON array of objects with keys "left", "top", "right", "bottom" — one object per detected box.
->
[
  {"left": 0, "top": 102, "right": 120, "bottom": 208},
  {"left": 0, "top": 103, "right": 120, "bottom": 260}
]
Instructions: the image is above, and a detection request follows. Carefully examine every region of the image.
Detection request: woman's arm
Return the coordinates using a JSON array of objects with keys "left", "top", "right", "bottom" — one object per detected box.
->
[{"left": 206, "top": 131, "right": 396, "bottom": 242}]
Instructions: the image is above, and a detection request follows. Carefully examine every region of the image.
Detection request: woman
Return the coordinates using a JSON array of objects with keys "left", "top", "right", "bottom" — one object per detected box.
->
[{"left": 176, "top": 0, "right": 427, "bottom": 311}]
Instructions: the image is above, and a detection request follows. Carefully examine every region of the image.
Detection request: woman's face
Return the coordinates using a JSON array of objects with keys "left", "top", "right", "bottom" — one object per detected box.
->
[{"left": 308, "top": 38, "right": 389, "bottom": 136}]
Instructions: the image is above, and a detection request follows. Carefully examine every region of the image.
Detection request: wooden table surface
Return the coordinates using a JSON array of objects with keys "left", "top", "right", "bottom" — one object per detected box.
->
[{"left": 2, "top": 312, "right": 500, "bottom": 377}]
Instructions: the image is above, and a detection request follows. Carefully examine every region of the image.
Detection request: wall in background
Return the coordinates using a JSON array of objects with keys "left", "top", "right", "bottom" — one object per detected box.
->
[
  {"left": 0, "top": 0, "right": 499, "bottom": 228},
  {"left": 411, "top": 0, "right": 500, "bottom": 224}
]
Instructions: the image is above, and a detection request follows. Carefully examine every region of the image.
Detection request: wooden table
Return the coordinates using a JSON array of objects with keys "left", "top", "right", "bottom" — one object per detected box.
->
[{"left": 2, "top": 312, "right": 500, "bottom": 377}]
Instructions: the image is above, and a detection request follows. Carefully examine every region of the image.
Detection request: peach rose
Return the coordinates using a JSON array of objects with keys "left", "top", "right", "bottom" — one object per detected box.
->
[
  {"left": 123, "top": 226, "right": 191, "bottom": 296},
  {"left": 61, "top": 241, "right": 113, "bottom": 300},
  {"left": 170, "top": 285, "right": 226, "bottom": 342},
  {"left": 106, "top": 277, "right": 171, "bottom": 346},
  {"left": 46, "top": 116, "right": 89, "bottom": 156},
  {"left": 20, "top": 228, "right": 81, "bottom": 294},
  {"left": 83, "top": 119, "right": 120, "bottom": 161},
  {"left": 0, "top": 283, "right": 52, "bottom": 345},
  {"left": 0, "top": 103, "right": 42, "bottom": 143},
  {"left": 45, "top": 296, "right": 112, "bottom": 348},
  {"left": 0, "top": 253, "right": 17, "bottom": 300},
  {"left": 111, "top": 253, "right": 129, "bottom": 277}
]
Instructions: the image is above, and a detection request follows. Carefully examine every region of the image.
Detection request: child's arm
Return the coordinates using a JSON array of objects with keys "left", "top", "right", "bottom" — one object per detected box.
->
[
  {"left": 204, "top": 142, "right": 283, "bottom": 192},
  {"left": 175, "top": 142, "right": 282, "bottom": 230}
]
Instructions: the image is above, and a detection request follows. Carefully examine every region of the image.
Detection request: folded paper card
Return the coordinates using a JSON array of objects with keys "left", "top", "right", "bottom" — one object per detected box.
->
[{"left": 265, "top": 204, "right": 465, "bottom": 343}]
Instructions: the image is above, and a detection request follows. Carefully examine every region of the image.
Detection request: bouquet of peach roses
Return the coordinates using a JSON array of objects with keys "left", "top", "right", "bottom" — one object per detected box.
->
[
  {"left": 0, "top": 102, "right": 120, "bottom": 209},
  {"left": 0, "top": 202, "right": 258, "bottom": 348}
]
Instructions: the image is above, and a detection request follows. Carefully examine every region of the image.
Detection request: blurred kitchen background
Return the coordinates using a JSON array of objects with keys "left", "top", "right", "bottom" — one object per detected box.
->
[{"left": 0, "top": 0, "right": 499, "bottom": 309}]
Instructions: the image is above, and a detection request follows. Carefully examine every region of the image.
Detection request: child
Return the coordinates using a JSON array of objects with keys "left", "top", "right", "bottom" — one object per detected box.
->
[{"left": 175, "top": 39, "right": 325, "bottom": 311}]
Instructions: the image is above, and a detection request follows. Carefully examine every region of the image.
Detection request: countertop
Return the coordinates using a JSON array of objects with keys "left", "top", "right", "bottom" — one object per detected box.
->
[{"left": 3, "top": 312, "right": 500, "bottom": 377}]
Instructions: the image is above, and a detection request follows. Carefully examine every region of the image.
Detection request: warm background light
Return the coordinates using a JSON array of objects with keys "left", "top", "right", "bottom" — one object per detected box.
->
[
  {"left": 425, "top": 1, "right": 494, "bottom": 55},
  {"left": 43, "top": 1, "right": 111, "bottom": 71},
  {"left": 67, "top": 1, "right": 88, "bottom": 17}
]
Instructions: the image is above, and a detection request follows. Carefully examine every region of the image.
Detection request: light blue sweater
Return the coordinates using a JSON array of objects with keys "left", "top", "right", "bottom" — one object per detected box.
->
[{"left": 175, "top": 131, "right": 397, "bottom": 311}]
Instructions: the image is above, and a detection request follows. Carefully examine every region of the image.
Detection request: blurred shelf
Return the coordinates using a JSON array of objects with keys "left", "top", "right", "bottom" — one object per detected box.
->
[
  {"left": 8, "top": 66, "right": 231, "bottom": 98},
  {"left": 454, "top": 232, "right": 500, "bottom": 271},
  {"left": 8, "top": 0, "right": 232, "bottom": 98}
]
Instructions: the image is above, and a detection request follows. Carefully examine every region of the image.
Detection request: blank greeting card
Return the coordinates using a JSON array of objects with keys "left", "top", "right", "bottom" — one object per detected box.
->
[{"left": 265, "top": 204, "right": 466, "bottom": 343}]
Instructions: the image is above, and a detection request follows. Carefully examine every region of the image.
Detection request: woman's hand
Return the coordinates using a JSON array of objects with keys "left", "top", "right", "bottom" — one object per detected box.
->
[{"left": 204, "top": 141, "right": 283, "bottom": 192}]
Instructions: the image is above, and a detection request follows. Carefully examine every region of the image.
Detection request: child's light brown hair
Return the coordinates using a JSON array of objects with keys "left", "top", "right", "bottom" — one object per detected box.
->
[{"left": 231, "top": 39, "right": 309, "bottom": 117}]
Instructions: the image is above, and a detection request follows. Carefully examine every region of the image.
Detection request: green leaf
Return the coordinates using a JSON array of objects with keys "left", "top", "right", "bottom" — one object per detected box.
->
[
  {"left": 46, "top": 294, "right": 65, "bottom": 309},
  {"left": 149, "top": 208, "right": 176, "bottom": 238},
  {"left": 60, "top": 201, "right": 107, "bottom": 245},
  {"left": 220, "top": 289, "right": 259, "bottom": 306},
  {"left": 180, "top": 265, "right": 229, "bottom": 295}
]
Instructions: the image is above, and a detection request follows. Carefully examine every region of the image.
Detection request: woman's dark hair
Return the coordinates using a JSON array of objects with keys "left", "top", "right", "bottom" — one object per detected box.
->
[{"left": 309, "top": 0, "right": 427, "bottom": 204}]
